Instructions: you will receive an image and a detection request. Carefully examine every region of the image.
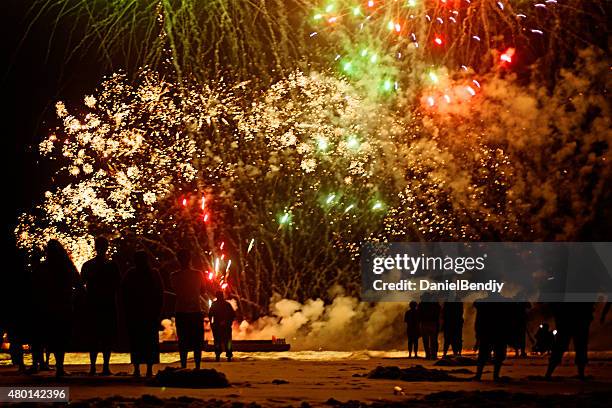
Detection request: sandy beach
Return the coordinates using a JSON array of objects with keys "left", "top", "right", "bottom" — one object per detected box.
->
[{"left": 1, "top": 351, "right": 611, "bottom": 406}]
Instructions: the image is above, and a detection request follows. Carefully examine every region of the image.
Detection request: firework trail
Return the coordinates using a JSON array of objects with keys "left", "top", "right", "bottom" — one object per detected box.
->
[
  {"left": 29, "top": 0, "right": 310, "bottom": 82},
  {"left": 28, "top": 1, "right": 608, "bottom": 84}
]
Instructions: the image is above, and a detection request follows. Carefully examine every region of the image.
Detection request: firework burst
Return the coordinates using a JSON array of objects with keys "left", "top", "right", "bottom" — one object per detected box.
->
[{"left": 17, "top": 2, "right": 611, "bottom": 309}]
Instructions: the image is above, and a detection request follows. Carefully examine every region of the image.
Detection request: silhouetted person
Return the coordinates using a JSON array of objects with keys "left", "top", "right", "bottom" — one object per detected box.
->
[
  {"left": 171, "top": 249, "right": 205, "bottom": 369},
  {"left": 31, "top": 240, "right": 82, "bottom": 377},
  {"left": 418, "top": 295, "right": 440, "bottom": 360},
  {"left": 81, "top": 236, "right": 120, "bottom": 375},
  {"left": 404, "top": 301, "right": 420, "bottom": 358},
  {"left": 509, "top": 301, "right": 531, "bottom": 357},
  {"left": 545, "top": 302, "right": 594, "bottom": 380},
  {"left": 442, "top": 302, "right": 463, "bottom": 357},
  {"left": 121, "top": 251, "right": 163, "bottom": 377},
  {"left": 474, "top": 294, "right": 510, "bottom": 381},
  {"left": 209, "top": 290, "right": 235, "bottom": 362},
  {"left": 533, "top": 323, "right": 554, "bottom": 355},
  {"left": 3, "top": 250, "right": 31, "bottom": 373}
]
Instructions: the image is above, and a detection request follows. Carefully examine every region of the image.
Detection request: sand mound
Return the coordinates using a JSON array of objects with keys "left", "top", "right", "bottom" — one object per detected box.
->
[
  {"left": 434, "top": 356, "right": 478, "bottom": 367},
  {"left": 367, "top": 365, "right": 466, "bottom": 382},
  {"left": 153, "top": 367, "right": 230, "bottom": 388}
]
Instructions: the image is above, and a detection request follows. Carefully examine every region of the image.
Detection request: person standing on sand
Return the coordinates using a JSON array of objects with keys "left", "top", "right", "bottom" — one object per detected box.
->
[
  {"left": 474, "top": 294, "right": 510, "bottom": 381},
  {"left": 121, "top": 250, "right": 163, "bottom": 377},
  {"left": 31, "top": 239, "right": 83, "bottom": 378},
  {"left": 545, "top": 302, "right": 594, "bottom": 380},
  {"left": 170, "top": 249, "right": 206, "bottom": 370},
  {"left": 533, "top": 323, "right": 554, "bottom": 355},
  {"left": 404, "top": 301, "right": 420, "bottom": 358},
  {"left": 509, "top": 300, "right": 531, "bottom": 358},
  {"left": 209, "top": 290, "right": 235, "bottom": 362},
  {"left": 81, "top": 236, "right": 120, "bottom": 376},
  {"left": 3, "top": 249, "right": 30, "bottom": 373},
  {"left": 442, "top": 301, "right": 464, "bottom": 357},
  {"left": 418, "top": 294, "right": 440, "bottom": 360}
]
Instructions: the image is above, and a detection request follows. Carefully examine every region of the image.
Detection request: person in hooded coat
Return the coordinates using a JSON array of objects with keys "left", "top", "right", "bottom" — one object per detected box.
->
[
  {"left": 121, "top": 250, "right": 163, "bottom": 377},
  {"left": 81, "top": 236, "right": 120, "bottom": 375},
  {"left": 209, "top": 290, "right": 235, "bottom": 362},
  {"left": 31, "top": 239, "right": 82, "bottom": 377}
]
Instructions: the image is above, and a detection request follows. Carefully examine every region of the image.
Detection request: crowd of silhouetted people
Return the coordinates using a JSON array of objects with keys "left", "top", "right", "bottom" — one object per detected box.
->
[
  {"left": 2, "top": 239, "right": 610, "bottom": 382},
  {"left": 405, "top": 293, "right": 610, "bottom": 381},
  {"left": 1, "top": 237, "right": 236, "bottom": 378}
]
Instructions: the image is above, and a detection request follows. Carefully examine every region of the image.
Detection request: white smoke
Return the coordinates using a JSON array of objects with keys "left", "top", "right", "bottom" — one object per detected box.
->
[
  {"left": 233, "top": 286, "right": 409, "bottom": 350},
  {"left": 159, "top": 318, "right": 176, "bottom": 342}
]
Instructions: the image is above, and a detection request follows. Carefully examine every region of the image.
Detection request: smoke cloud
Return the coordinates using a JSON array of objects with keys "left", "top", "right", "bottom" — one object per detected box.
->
[{"left": 160, "top": 290, "right": 612, "bottom": 352}]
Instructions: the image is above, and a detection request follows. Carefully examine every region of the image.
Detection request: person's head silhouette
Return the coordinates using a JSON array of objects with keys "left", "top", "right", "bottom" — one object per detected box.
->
[
  {"left": 46, "top": 239, "right": 69, "bottom": 265},
  {"left": 45, "top": 239, "right": 75, "bottom": 279},
  {"left": 95, "top": 236, "right": 109, "bottom": 258},
  {"left": 215, "top": 290, "right": 224, "bottom": 301},
  {"left": 46, "top": 239, "right": 64, "bottom": 262}
]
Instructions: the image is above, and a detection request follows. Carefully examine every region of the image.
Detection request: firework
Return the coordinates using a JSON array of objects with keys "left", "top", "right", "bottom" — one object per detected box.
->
[
  {"left": 30, "top": 0, "right": 311, "bottom": 82},
  {"left": 29, "top": 1, "right": 608, "bottom": 86},
  {"left": 17, "top": 2, "right": 611, "bottom": 311}
]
